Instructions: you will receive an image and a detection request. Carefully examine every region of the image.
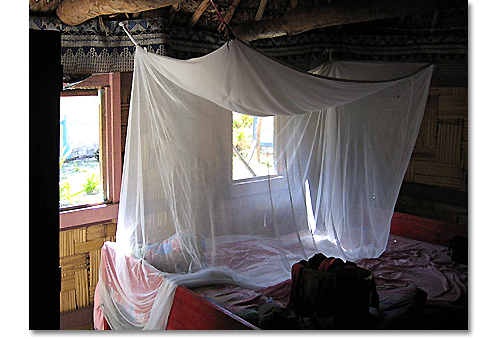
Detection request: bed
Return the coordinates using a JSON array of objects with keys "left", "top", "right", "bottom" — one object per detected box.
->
[
  {"left": 93, "top": 39, "right": 455, "bottom": 330},
  {"left": 94, "top": 211, "right": 468, "bottom": 330}
]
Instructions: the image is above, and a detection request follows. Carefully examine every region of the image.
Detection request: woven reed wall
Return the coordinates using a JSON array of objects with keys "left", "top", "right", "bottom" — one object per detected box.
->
[
  {"left": 59, "top": 222, "right": 117, "bottom": 313},
  {"left": 396, "top": 87, "right": 468, "bottom": 225}
]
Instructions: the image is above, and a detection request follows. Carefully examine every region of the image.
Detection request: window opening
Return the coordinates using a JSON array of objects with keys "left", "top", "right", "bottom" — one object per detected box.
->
[
  {"left": 59, "top": 90, "right": 106, "bottom": 209},
  {"left": 232, "top": 112, "right": 276, "bottom": 181}
]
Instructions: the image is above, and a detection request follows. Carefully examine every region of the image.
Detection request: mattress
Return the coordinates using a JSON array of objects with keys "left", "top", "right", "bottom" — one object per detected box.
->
[
  {"left": 96, "top": 233, "right": 468, "bottom": 329},
  {"left": 190, "top": 234, "right": 468, "bottom": 329}
]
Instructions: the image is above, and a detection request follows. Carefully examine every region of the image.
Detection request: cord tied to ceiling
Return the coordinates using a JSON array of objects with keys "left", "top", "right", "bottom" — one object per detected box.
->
[{"left": 209, "top": 0, "right": 235, "bottom": 41}]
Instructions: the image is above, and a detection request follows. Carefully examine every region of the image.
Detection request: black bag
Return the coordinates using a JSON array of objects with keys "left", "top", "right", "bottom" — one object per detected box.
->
[
  {"left": 448, "top": 235, "right": 468, "bottom": 265},
  {"left": 288, "top": 254, "right": 379, "bottom": 329}
]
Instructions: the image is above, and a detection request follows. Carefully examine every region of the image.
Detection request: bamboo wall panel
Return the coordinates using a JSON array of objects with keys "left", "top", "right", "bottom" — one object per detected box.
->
[
  {"left": 121, "top": 73, "right": 133, "bottom": 158},
  {"left": 408, "top": 87, "right": 468, "bottom": 190},
  {"left": 60, "top": 222, "right": 117, "bottom": 314},
  {"left": 397, "top": 87, "right": 468, "bottom": 226}
]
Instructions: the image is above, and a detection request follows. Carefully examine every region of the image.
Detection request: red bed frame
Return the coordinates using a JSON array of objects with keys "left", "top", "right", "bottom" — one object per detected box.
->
[
  {"left": 97, "top": 212, "right": 466, "bottom": 330},
  {"left": 100, "top": 285, "right": 258, "bottom": 330}
]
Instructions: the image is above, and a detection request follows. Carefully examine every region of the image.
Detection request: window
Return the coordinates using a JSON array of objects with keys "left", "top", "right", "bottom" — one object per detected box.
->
[
  {"left": 59, "top": 74, "right": 122, "bottom": 229},
  {"left": 232, "top": 112, "right": 277, "bottom": 181},
  {"left": 59, "top": 90, "right": 104, "bottom": 208}
]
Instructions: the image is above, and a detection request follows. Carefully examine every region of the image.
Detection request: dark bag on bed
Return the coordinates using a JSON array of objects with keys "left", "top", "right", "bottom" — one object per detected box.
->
[
  {"left": 288, "top": 253, "right": 379, "bottom": 329},
  {"left": 448, "top": 235, "right": 468, "bottom": 265}
]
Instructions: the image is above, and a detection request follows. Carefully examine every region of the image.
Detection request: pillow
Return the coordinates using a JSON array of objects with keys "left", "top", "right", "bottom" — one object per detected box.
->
[{"left": 137, "top": 233, "right": 206, "bottom": 273}]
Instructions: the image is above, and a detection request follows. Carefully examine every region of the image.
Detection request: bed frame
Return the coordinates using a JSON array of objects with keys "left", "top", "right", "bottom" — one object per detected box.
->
[
  {"left": 101, "top": 285, "right": 258, "bottom": 330},
  {"left": 97, "top": 211, "right": 467, "bottom": 330},
  {"left": 390, "top": 211, "right": 467, "bottom": 246}
]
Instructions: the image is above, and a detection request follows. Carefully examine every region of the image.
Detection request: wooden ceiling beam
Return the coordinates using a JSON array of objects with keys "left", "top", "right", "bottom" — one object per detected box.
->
[
  {"left": 56, "top": 0, "right": 183, "bottom": 26},
  {"left": 29, "top": 0, "right": 63, "bottom": 13},
  {"left": 168, "top": 4, "right": 181, "bottom": 23},
  {"left": 285, "top": 0, "right": 299, "bottom": 13},
  {"left": 218, "top": 0, "right": 243, "bottom": 32},
  {"left": 188, "top": 0, "right": 211, "bottom": 28},
  {"left": 232, "top": 0, "right": 467, "bottom": 42},
  {"left": 254, "top": 0, "right": 268, "bottom": 21}
]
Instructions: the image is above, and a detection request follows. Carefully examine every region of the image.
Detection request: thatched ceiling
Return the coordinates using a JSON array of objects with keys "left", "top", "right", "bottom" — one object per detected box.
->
[{"left": 29, "top": 0, "right": 468, "bottom": 42}]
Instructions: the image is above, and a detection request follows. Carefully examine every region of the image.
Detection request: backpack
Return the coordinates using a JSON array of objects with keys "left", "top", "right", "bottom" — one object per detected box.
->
[
  {"left": 448, "top": 235, "right": 468, "bottom": 265},
  {"left": 287, "top": 253, "right": 379, "bottom": 329}
]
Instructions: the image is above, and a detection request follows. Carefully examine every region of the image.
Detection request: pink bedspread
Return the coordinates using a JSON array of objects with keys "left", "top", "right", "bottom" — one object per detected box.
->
[
  {"left": 357, "top": 234, "right": 468, "bottom": 303},
  {"left": 94, "top": 234, "right": 467, "bottom": 329}
]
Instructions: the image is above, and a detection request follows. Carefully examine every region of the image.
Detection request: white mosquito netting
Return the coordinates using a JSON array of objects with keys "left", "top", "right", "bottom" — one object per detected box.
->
[{"left": 98, "top": 39, "right": 433, "bottom": 329}]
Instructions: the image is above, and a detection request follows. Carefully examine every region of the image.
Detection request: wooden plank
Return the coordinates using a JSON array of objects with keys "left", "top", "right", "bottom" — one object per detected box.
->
[
  {"left": 254, "top": 0, "right": 268, "bottom": 21},
  {"left": 436, "top": 210, "right": 457, "bottom": 224},
  {"left": 187, "top": 0, "right": 211, "bottom": 28},
  {"left": 168, "top": 3, "right": 181, "bottom": 23},
  {"left": 60, "top": 230, "right": 75, "bottom": 257},
  {"left": 60, "top": 252, "right": 87, "bottom": 265},
  {"left": 60, "top": 290, "right": 77, "bottom": 313},
  {"left": 73, "top": 228, "right": 86, "bottom": 246},
  {"left": 87, "top": 223, "right": 106, "bottom": 241},
  {"left": 105, "top": 222, "right": 117, "bottom": 237},
  {"left": 57, "top": 0, "right": 184, "bottom": 26},
  {"left": 166, "top": 286, "right": 259, "bottom": 330},
  {"left": 61, "top": 273, "right": 76, "bottom": 292},
  {"left": 60, "top": 256, "right": 88, "bottom": 275},
  {"left": 436, "top": 119, "right": 462, "bottom": 165},
  {"left": 391, "top": 211, "right": 467, "bottom": 246},
  {"left": 89, "top": 249, "right": 101, "bottom": 287},
  {"left": 74, "top": 238, "right": 105, "bottom": 253},
  {"left": 412, "top": 162, "right": 462, "bottom": 189},
  {"left": 414, "top": 92, "right": 438, "bottom": 150},
  {"left": 437, "top": 93, "right": 468, "bottom": 119},
  {"left": 411, "top": 149, "right": 436, "bottom": 161},
  {"left": 89, "top": 283, "right": 97, "bottom": 302},
  {"left": 219, "top": 0, "right": 243, "bottom": 31},
  {"left": 75, "top": 269, "right": 90, "bottom": 308},
  {"left": 232, "top": 0, "right": 466, "bottom": 41}
]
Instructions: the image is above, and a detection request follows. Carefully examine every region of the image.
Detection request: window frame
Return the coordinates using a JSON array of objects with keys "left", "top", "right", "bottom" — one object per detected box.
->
[
  {"left": 59, "top": 73, "right": 122, "bottom": 229},
  {"left": 230, "top": 113, "right": 284, "bottom": 198}
]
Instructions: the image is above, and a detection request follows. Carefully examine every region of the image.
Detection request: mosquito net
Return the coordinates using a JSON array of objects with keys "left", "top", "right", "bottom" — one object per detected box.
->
[{"left": 98, "top": 39, "right": 433, "bottom": 329}]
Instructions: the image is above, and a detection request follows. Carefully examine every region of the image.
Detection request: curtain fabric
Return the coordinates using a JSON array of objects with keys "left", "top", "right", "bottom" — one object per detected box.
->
[{"left": 99, "top": 39, "right": 433, "bottom": 329}]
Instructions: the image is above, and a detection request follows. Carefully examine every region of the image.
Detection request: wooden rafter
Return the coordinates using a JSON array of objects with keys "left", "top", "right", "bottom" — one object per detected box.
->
[
  {"left": 168, "top": 3, "right": 181, "bottom": 23},
  {"left": 29, "top": 0, "right": 62, "bottom": 13},
  {"left": 232, "top": 0, "right": 467, "bottom": 42},
  {"left": 188, "top": 0, "right": 212, "bottom": 28},
  {"left": 218, "top": 0, "right": 242, "bottom": 32},
  {"left": 254, "top": 0, "right": 268, "bottom": 21},
  {"left": 431, "top": 10, "right": 441, "bottom": 30},
  {"left": 285, "top": 0, "right": 299, "bottom": 13},
  {"left": 56, "top": 0, "right": 182, "bottom": 26}
]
